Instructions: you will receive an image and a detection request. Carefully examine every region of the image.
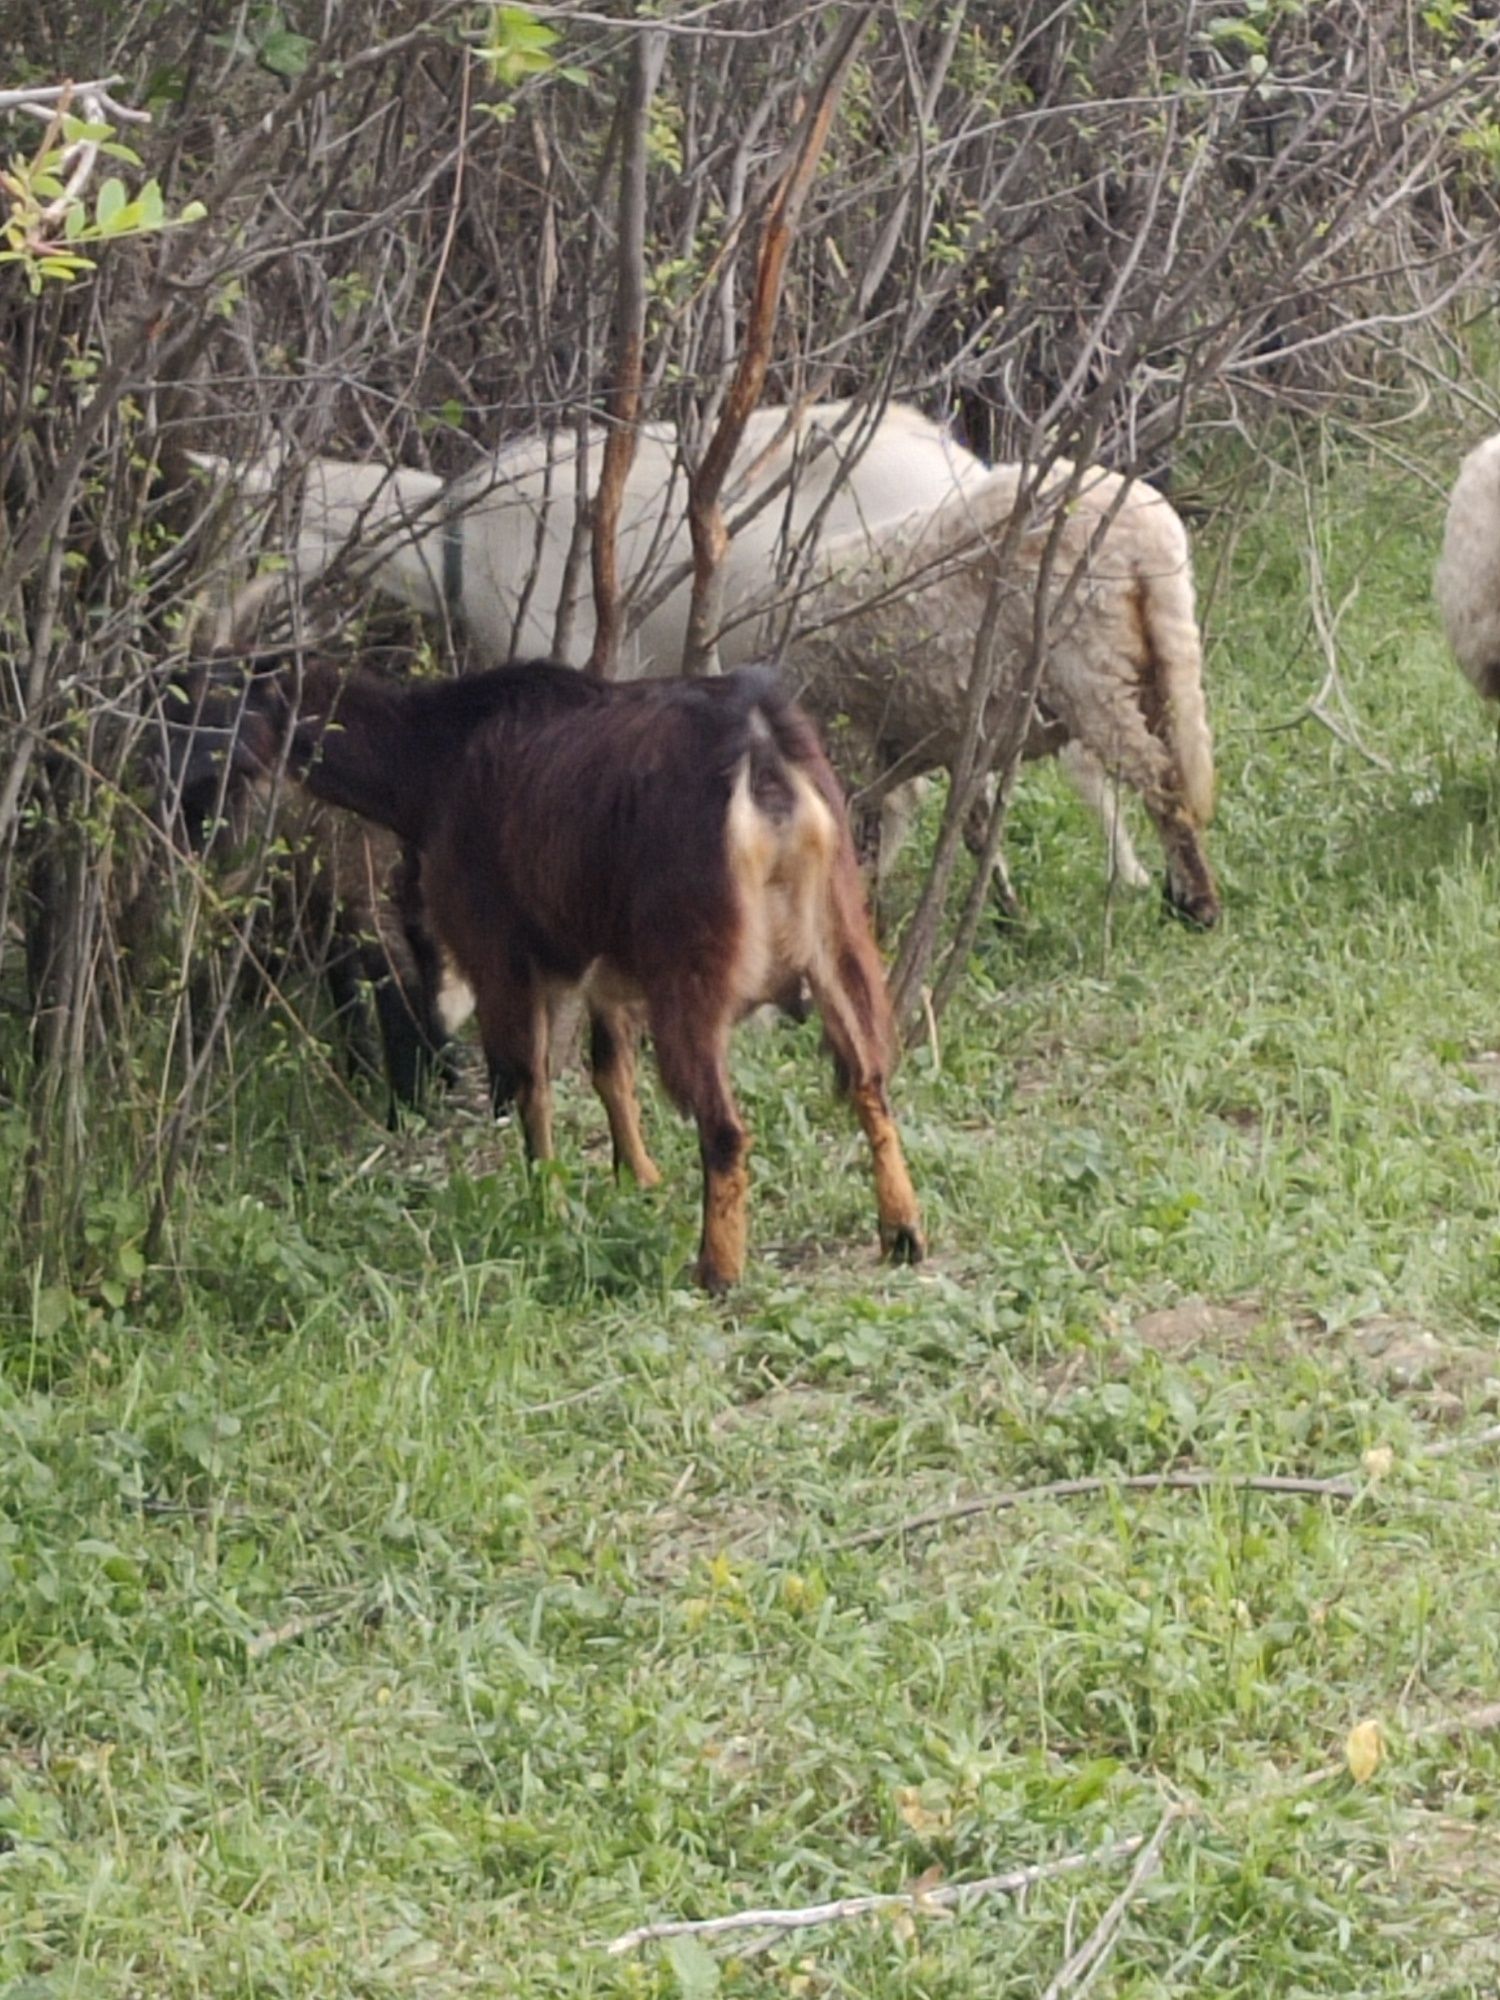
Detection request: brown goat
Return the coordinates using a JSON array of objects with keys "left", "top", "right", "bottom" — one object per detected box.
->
[{"left": 219, "top": 656, "right": 924, "bottom": 1290}]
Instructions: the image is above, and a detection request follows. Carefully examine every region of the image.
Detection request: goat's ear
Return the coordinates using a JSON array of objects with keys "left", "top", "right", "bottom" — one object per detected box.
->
[{"left": 226, "top": 707, "right": 278, "bottom": 775}]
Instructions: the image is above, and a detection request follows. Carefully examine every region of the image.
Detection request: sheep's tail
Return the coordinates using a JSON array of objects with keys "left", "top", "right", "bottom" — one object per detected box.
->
[{"left": 1130, "top": 491, "right": 1215, "bottom": 828}]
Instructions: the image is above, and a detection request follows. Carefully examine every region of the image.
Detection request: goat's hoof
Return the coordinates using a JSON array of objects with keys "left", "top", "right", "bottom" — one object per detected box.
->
[
  {"left": 883, "top": 1221, "right": 926, "bottom": 1265},
  {"left": 694, "top": 1256, "right": 739, "bottom": 1296}
]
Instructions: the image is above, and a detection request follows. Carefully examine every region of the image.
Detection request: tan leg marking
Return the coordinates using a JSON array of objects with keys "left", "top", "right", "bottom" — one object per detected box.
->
[{"left": 851, "top": 1081, "right": 925, "bottom": 1263}]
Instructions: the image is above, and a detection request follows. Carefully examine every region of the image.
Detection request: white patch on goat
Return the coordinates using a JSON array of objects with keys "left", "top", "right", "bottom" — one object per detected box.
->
[
  {"left": 435, "top": 959, "right": 477, "bottom": 1034},
  {"left": 724, "top": 743, "right": 839, "bottom": 1017}
]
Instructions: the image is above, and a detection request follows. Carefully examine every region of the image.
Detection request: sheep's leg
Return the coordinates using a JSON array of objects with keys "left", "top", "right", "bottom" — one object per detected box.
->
[
  {"left": 1057, "top": 741, "right": 1152, "bottom": 891},
  {"left": 588, "top": 1003, "right": 662, "bottom": 1187},
  {"left": 1146, "top": 805, "right": 1221, "bottom": 929},
  {"left": 478, "top": 976, "right": 555, "bottom": 1162},
  {"left": 959, "top": 777, "right": 1023, "bottom": 923},
  {"left": 804, "top": 929, "right": 924, "bottom": 1266},
  {"left": 650, "top": 993, "right": 748, "bottom": 1293}
]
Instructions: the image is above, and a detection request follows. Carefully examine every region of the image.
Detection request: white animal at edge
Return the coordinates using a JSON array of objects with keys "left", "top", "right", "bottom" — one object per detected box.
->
[{"left": 1436, "top": 431, "right": 1500, "bottom": 704}]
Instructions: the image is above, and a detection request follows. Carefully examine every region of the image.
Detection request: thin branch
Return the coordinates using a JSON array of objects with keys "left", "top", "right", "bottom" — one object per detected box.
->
[
  {"left": 588, "top": 28, "right": 667, "bottom": 678},
  {"left": 1038, "top": 1805, "right": 1184, "bottom": 2000},
  {"left": 680, "top": 4, "right": 874, "bottom": 673},
  {"left": 604, "top": 1828, "right": 1155, "bottom": 1955},
  {"left": 840, "top": 1470, "right": 1365, "bottom": 1552}
]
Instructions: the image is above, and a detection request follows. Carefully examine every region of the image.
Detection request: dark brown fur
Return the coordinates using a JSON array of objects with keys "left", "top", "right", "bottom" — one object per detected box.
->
[
  {"left": 159, "top": 675, "right": 450, "bottom": 1116},
  {"left": 238, "top": 656, "right": 924, "bottom": 1290}
]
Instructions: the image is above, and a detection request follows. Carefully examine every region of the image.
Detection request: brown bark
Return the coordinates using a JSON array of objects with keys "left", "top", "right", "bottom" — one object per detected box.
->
[
  {"left": 587, "top": 28, "right": 667, "bottom": 679},
  {"left": 680, "top": 3, "right": 875, "bottom": 675}
]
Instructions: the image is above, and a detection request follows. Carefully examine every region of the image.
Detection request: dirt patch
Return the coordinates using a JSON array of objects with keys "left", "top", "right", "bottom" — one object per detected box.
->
[
  {"left": 637, "top": 1496, "right": 790, "bottom": 1583},
  {"left": 1131, "top": 1296, "right": 1269, "bottom": 1359},
  {"left": 1340, "top": 1313, "right": 1500, "bottom": 1417},
  {"left": 711, "top": 1384, "right": 850, "bottom": 1435},
  {"left": 1124, "top": 1295, "right": 1498, "bottom": 1415},
  {"left": 1461, "top": 1051, "right": 1500, "bottom": 1096},
  {"left": 1389, "top": 1807, "right": 1500, "bottom": 1973}
]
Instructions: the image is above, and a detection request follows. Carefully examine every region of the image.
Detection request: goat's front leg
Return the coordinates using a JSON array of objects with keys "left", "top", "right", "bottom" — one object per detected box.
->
[{"left": 588, "top": 1003, "right": 661, "bottom": 1187}]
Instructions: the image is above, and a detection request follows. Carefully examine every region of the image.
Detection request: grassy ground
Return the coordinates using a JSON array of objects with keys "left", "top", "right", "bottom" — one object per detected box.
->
[{"left": 5, "top": 431, "right": 1500, "bottom": 1996}]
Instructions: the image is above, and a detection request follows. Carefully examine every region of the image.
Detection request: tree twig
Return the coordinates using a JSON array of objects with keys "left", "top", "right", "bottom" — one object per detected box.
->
[
  {"left": 1038, "top": 1804, "right": 1184, "bottom": 2000},
  {"left": 604, "top": 1828, "right": 1155, "bottom": 1955},
  {"left": 839, "top": 1469, "right": 1365, "bottom": 1552},
  {"left": 587, "top": 28, "right": 667, "bottom": 678},
  {"left": 679, "top": 4, "right": 873, "bottom": 674}
]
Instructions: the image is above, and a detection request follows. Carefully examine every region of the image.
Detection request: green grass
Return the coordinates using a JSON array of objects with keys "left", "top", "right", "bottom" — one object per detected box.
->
[{"left": 5, "top": 432, "right": 1500, "bottom": 1995}]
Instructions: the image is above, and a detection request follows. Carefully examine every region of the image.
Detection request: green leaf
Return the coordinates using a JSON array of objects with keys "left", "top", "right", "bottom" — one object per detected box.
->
[
  {"left": 95, "top": 177, "right": 126, "bottom": 228},
  {"left": 665, "top": 1935, "right": 720, "bottom": 1999},
  {"left": 482, "top": 3, "right": 563, "bottom": 86},
  {"left": 259, "top": 25, "right": 315, "bottom": 76}
]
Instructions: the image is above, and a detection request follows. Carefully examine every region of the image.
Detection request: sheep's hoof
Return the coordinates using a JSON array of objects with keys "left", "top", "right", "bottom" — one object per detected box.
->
[
  {"left": 883, "top": 1221, "right": 926, "bottom": 1265},
  {"left": 985, "top": 878, "right": 1026, "bottom": 933},
  {"left": 1162, "top": 876, "right": 1221, "bottom": 930}
]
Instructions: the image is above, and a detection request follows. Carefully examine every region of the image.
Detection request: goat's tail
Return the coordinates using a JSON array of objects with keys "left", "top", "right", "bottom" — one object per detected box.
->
[
  {"left": 1129, "top": 493, "right": 1215, "bottom": 828},
  {"left": 721, "top": 667, "right": 903, "bottom": 1091}
]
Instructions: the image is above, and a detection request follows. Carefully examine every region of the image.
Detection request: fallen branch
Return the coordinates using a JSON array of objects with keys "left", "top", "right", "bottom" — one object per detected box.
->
[
  {"left": 839, "top": 1470, "right": 1364, "bottom": 1552},
  {"left": 842, "top": 1403, "right": 1500, "bottom": 1552},
  {"left": 604, "top": 1828, "right": 1154, "bottom": 1956},
  {"left": 244, "top": 1596, "right": 383, "bottom": 1660},
  {"left": 1039, "top": 1804, "right": 1184, "bottom": 2000},
  {"left": 1420, "top": 1419, "right": 1500, "bottom": 1461}
]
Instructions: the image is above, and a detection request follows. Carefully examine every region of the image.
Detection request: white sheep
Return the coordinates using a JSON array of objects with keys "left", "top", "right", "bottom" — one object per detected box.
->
[
  {"left": 1436, "top": 432, "right": 1500, "bottom": 703},
  {"left": 769, "top": 457, "right": 1220, "bottom": 927}
]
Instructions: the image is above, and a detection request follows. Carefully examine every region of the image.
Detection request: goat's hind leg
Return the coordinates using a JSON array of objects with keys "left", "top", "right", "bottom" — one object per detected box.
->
[
  {"left": 650, "top": 991, "right": 749, "bottom": 1294},
  {"left": 477, "top": 975, "right": 555, "bottom": 1163},
  {"left": 805, "top": 919, "right": 924, "bottom": 1265},
  {"left": 589, "top": 1002, "right": 661, "bottom": 1187}
]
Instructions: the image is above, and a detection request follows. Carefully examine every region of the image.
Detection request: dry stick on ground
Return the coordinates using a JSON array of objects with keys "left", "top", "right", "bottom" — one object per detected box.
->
[
  {"left": 603, "top": 1828, "right": 1156, "bottom": 1956},
  {"left": 1038, "top": 1804, "right": 1185, "bottom": 2000},
  {"left": 841, "top": 1411, "right": 1500, "bottom": 1551},
  {"left": 602, "top": 1693, "right": 1500, "bottom": 1962},
  {"left": 840, "top": 1470, "right": 1365, "bottom": 1552},
  {"left": 679, "top": 3, "right": 874, "bottom": 675},
  {"left": 587, "top": 27, "right": 667, "bottom": 679}
]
